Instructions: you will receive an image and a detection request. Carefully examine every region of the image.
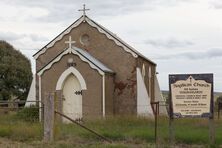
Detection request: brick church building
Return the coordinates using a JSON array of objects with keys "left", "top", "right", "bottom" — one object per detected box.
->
[{"left": 27, "top": 7, "right": 167, "bottom": 121}]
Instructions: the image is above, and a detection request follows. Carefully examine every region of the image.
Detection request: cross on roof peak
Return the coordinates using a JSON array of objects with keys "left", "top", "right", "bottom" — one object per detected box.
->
[
  {"left": 65, "top": 36, "right": 76, "bottom": 49},
  {"left": 78, "top": 4, "right": 90, "bottom": 16}
]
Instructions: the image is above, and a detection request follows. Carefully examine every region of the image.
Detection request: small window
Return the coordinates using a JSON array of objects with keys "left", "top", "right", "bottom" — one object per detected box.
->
[
  {"left": 80, "top": 34, "right": 90, "bottom": 46},
  {"left": 148, "top": 66, "right": 152, "bottom": 98},
  {"left": 148, "top": 67, "right": 152, "bottom": 78}
]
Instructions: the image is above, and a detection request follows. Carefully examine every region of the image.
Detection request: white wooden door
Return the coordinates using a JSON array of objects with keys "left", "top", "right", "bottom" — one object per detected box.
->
[{"left": 62, "top": 74, "right": 82, "bottom": 123}]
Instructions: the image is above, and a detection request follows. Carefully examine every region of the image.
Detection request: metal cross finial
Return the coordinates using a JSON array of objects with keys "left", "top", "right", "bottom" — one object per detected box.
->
[
  {"left": 65, "top": 36, "right": 76, "bottom": 49},
  {"left": 189, "top": 76, "right": 192, "bottom": 83},
  {"left": 78, "top": 4, "right": 90, "bottom": 16}
]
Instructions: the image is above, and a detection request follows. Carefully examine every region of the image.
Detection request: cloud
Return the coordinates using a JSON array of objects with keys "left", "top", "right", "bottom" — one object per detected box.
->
[
  {"left": 205, "top": 48, "right": 222, "bottom": 58},
  {"left": 28, "top": 34, "right": 48, "bottom": 42},
  {"left": 0, "top": 31, "right": 49, "bottom": 52},
  {"left": 0, "top": 0, "right": 195, "bottom": 23},
  {"left": 144, "top": 38, "right": 194, "bottom": 48},
  {"left": 0, "top": 32, "right": 25, "bottom": 41},
  {"left": 156, "top": 48, "right": 222, "bottom": 60},
  {"left": 210, "top": 0, "right": 222, "bottom": 9},
  {"left": 0, "top": 31, "right": 48, "bottom": 42}
]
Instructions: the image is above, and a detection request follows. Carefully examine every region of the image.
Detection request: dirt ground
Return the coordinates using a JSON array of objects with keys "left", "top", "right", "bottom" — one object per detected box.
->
[
  {"left": 0, "top": 138, "right": 33, "bottom": 148},
  {"left": 0, "top": 138, "right": 220, "bottom": 148}
]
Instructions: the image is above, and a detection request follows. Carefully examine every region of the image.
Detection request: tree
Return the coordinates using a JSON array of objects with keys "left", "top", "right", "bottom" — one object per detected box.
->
[{"left": 0, "top": 40, "right": 32, "bottom": 101}]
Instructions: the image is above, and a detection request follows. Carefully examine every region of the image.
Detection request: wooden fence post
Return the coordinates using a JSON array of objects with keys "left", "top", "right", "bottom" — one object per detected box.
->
[
  {"left": 54, "top": 91, "right": 59, "bottom": 138},
  {"left": 43, "top": 93, "right": 54, "bottom": 142},
  {"left": 209, "top": 117, "right": 215, "bottom": 145}
]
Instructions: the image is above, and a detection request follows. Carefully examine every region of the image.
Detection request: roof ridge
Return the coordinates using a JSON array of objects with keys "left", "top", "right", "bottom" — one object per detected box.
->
[
  {"left": 33, "top": 15, "right": 84, "bottom": 58},
  {"left": 86, "top": 16, "right": 156, "bottom": 65},
  {"left": 33, "top": 15, "right": 156, "bottom": 65}
]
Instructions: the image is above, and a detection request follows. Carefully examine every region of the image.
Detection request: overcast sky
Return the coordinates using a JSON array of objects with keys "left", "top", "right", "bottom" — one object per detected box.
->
[{"left": 0, "top": 0, "right": 222, "bottom": 91}]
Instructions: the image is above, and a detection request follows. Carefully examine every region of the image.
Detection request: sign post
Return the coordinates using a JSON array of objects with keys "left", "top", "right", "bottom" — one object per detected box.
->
[{"left": 169, "top": 74, "right": 214, "bottom": 144}]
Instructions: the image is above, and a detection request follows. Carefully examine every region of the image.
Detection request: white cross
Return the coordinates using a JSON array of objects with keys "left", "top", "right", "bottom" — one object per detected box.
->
[
  {"left": 78, "top": 4, "right": 90, "bottom": 16},
  {"left": 65, "top": 36, "right": 76, "bottom": 49}
]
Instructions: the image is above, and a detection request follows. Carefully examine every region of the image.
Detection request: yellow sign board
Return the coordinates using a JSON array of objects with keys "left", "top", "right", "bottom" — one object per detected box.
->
[{"left": 169, "top": 74, "right": 213, "bottom": 118}]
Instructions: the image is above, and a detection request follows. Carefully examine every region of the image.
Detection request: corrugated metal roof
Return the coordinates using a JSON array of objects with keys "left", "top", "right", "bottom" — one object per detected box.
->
[{"left": 74, "top": 47, "right": 114, "bottom": 73}]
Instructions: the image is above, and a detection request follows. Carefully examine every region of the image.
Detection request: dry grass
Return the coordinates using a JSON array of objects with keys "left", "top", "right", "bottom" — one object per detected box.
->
[{"left": 0, "top": 112, "right": 221, "bottom": 147}]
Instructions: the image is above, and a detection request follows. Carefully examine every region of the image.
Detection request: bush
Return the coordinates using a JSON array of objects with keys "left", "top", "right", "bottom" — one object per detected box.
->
[
  {"left": 215, "top": 96, "right": 222, "bottom": 111},
  {"left": 16, "top": 106, "right": 39, "bottom": 122},
  {"left": 0, "top": 40, "right": 32, "bottom": 101}
]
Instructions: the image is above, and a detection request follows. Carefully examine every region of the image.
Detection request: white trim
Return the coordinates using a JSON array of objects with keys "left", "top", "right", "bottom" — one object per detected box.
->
[
  {"left": 73, "top": 49, "right": 105, "bottom": 75},
  {"left": 142, "top": 64, "right": 145, "bottom": 80},
  {"left": 25, "top": 75, "right": 36, "bottom": 107},
  {"left": 39, "top": 76, "right": 42, "bottom": 121},
  {"left": 102, "top": 74, "right": 105, "bottom": 117},
  {"left": 37, "top": 49, "right": 68, "bottom": 76},
  {"left": 33, "top": 17, "right": 84, "bottom": 59},
  {"left": 136, "top": 67, "right": 154, "bottom": 118},
  {"left": 33, "top": 16, "right": 139, "bottom": 60},
  {"left": 154, "top": 74, "right": 168, "bottom": 116},
  {"left": 85, "top": 17, "right": 138, "bottom": 58},
  {"left": 56, "top": 67, "right": 87, "bottom": 90},
  {"left": 148, "top": 66, "right": 152, "bottom": 98},
  {"left": 37, "top": 47, "right": 105, "bottom": 76}
]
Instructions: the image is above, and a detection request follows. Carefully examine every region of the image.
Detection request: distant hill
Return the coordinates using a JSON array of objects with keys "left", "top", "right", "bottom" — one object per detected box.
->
[{"left": 215, "top": 92, "right": 222, "bottom": 98}]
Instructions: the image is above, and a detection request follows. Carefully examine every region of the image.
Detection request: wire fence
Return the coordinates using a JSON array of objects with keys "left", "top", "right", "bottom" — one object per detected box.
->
[
  {"left": 0, "top": 100, "right": 44, "bottom": 141},
  {"left": 0, "top": 97, "right": 169, "bottom": 143},
  {"left": 0, "top": 98, "right": 168, "bottom": 123},
  {"left": 0, "top": 100, "right": 43, "bottom": 122}
]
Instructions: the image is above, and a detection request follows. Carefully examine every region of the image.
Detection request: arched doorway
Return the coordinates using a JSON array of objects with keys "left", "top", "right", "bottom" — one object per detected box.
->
[
  {"left": 56, "top": 67, "right": 87, "bottom": 123},
  {"left": 62, "top": 74, "right": 82, "bottom": 123}
]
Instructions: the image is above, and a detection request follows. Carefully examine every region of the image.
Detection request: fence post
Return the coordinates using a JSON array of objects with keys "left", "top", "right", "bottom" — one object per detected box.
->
[
  {"left": 43, "top": 93, "right": 54, "bottom": 142},
  {"left": 209, "top": 117, "right": 215, "bottom": 145},
  {"left": 54, "top": 91, "right": 59, "bottom": 138}
]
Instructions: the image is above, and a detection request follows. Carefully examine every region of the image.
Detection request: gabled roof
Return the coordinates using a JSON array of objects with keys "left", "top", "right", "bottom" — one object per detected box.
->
[
  {"left": 37, "top": 46, "right": 114, "bottom": 76},
  {"left": 75, "top": 47, "right": 113, "bottom": 73},
  {"left": 33, "top": 15, "right": 156, "bottom": 65}
]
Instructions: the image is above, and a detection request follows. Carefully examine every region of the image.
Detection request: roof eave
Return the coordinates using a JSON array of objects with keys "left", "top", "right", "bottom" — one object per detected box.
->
[
  {"left": 38, "top": 47, "right": 115, "bottom": 75},
  {"left": 86, "top": 16, "right": 157, "bottom": 66},
  {"left": 33, "top": 15, "right": 84, "bottom": 59},
  {"left": 33, "top": 15, "right": 156, "bottom": 66},
  {"left": 139, "top": 55, "right": 157, "bottom": 66}
]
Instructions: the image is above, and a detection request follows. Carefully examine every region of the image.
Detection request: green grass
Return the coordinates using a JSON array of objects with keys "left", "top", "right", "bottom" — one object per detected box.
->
[
  {"left": 0, "top": 112, "right": 222, "bottom": 147},
  {"left": 55, "top": 116, "right": 222, "bottom": 146},
  {"left": 0, "top": 111, "right": 43, "bottom": 141},
  {"left": 56, "top": 116, "right": 155, "bottom": 141}
]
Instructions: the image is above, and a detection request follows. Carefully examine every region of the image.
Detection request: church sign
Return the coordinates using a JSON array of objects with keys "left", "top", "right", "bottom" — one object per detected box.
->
[{"left": 169, "top": 74, "right": 213, "bottom": 118}]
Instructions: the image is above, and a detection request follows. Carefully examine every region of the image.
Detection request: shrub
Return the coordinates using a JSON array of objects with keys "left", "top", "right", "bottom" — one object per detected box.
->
[{"left": 16, "top": 106, "right": 39, "bottom": 122}]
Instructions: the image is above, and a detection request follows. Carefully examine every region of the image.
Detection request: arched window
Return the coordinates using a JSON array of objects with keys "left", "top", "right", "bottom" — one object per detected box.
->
[
  {"left": 142, "top": 64, "right": 146, "bottom": 80},
  {"left": 148, "top": 66, "right": 152, "bottom": 98}
]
